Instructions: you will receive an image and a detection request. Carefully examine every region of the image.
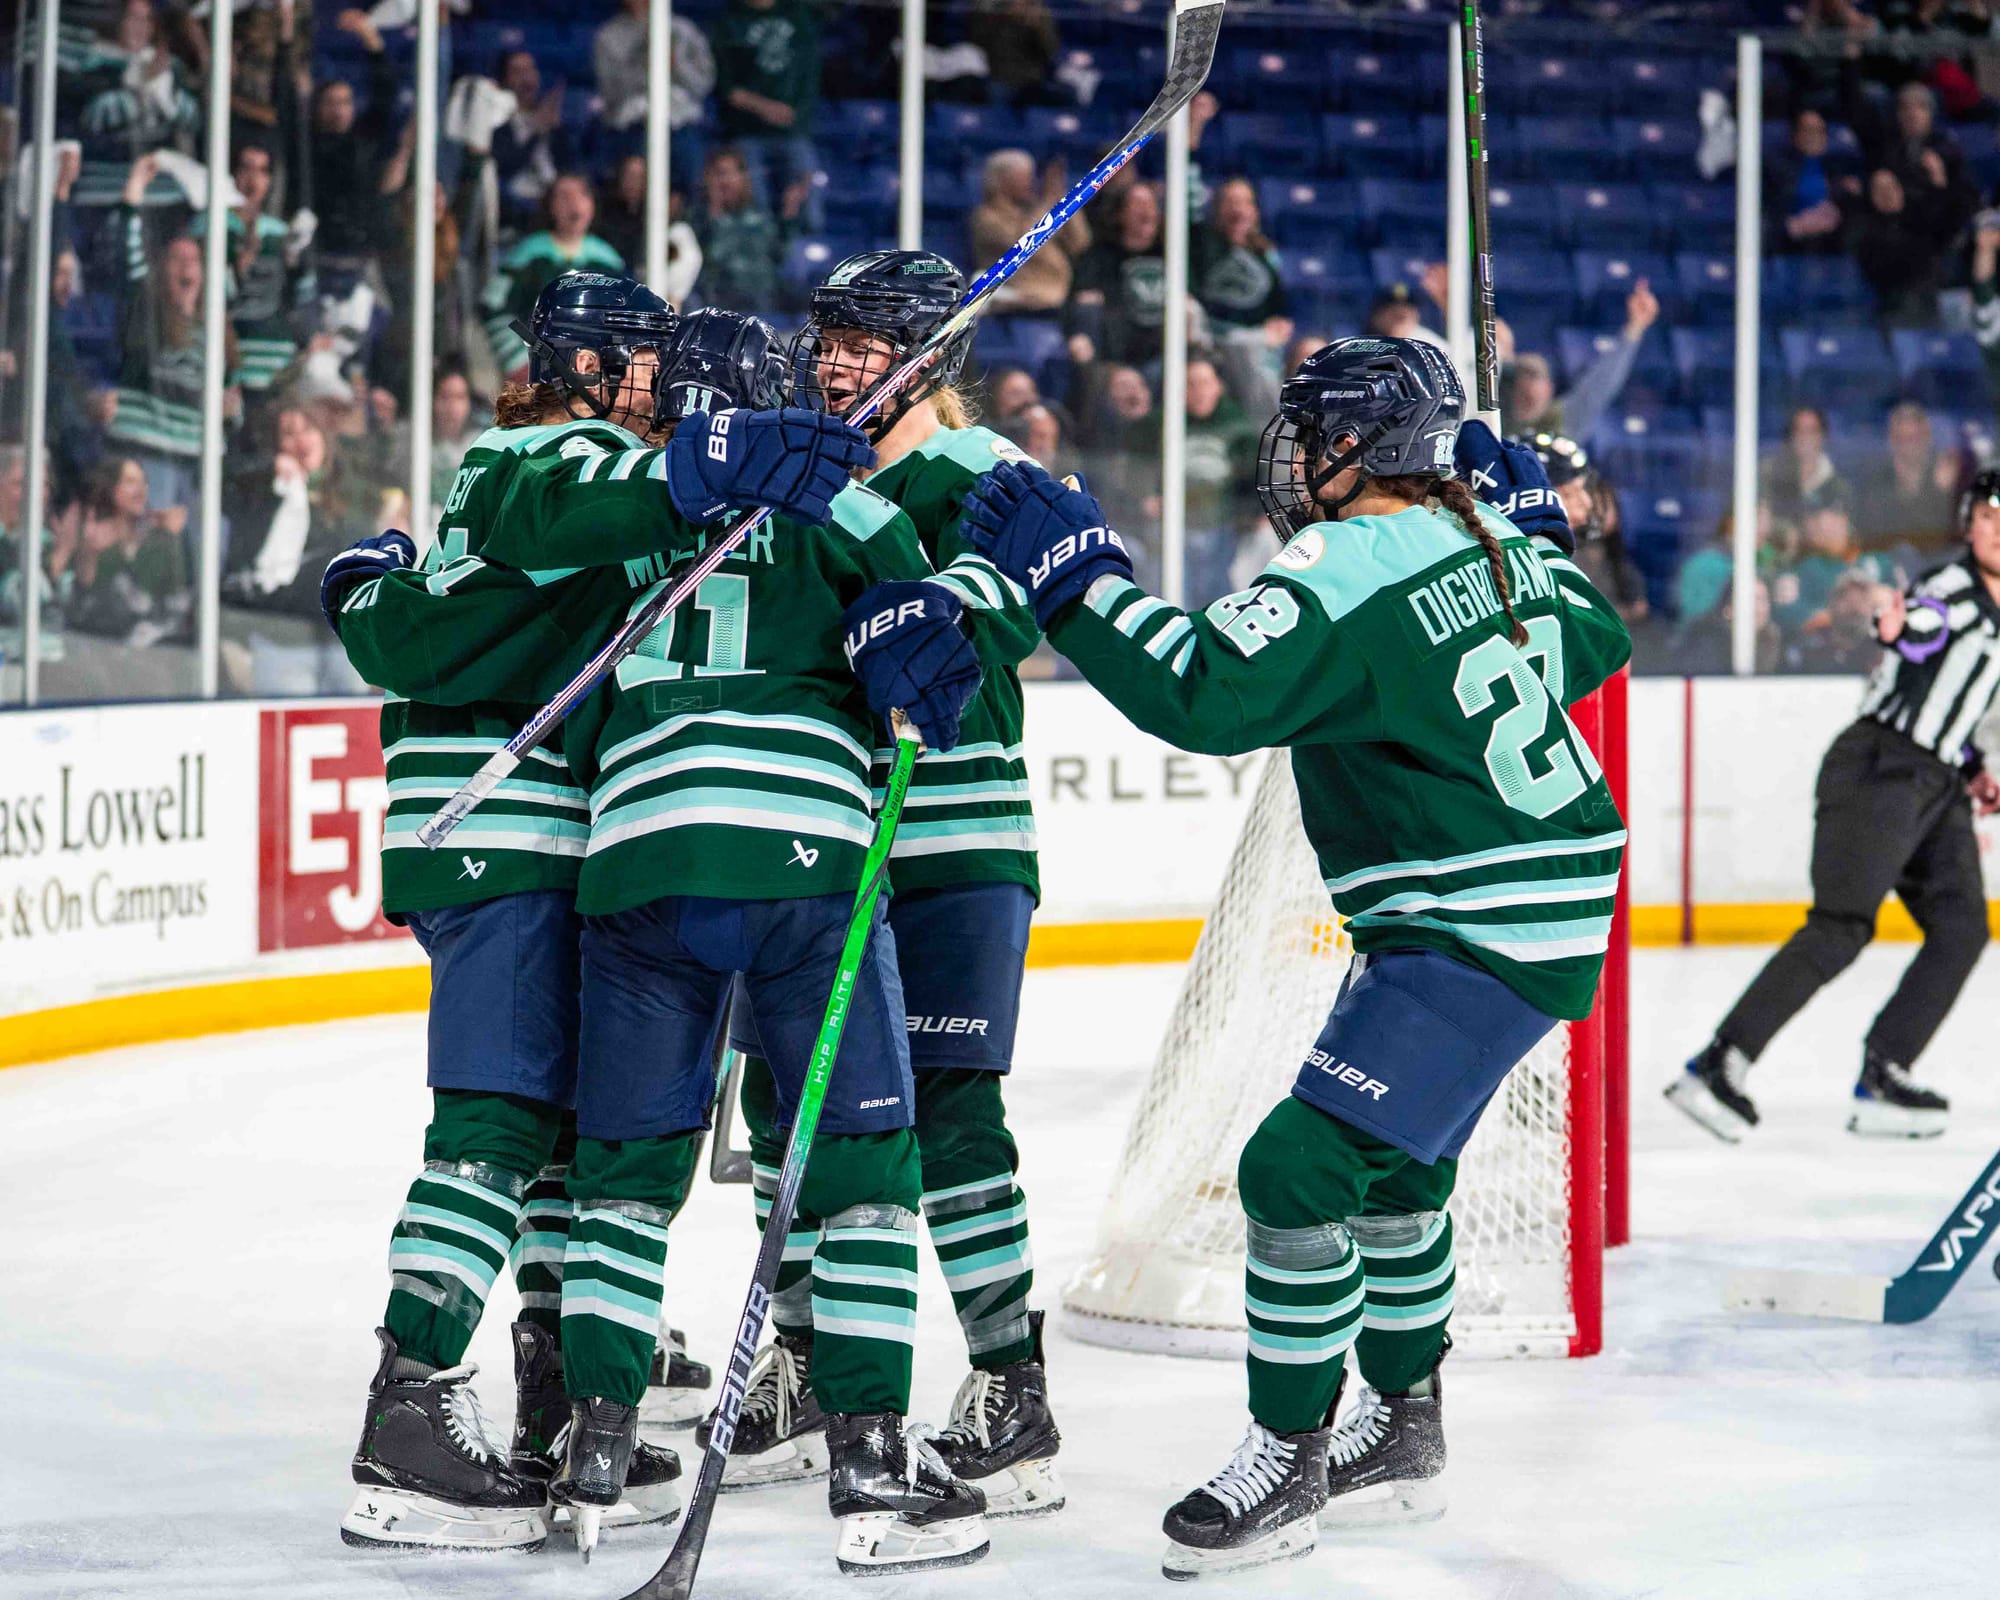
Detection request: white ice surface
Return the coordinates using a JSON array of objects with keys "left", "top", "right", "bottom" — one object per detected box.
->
[{"left": 3, "top": 945, "right": 1999, "bottom": 1599}]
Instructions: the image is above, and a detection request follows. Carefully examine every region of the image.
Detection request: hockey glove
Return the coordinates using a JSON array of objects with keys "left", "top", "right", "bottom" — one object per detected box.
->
[
  {"left": 320, "top": 528, "right": 417, "bottom": 634},
  {"left": 842, "top": 581, "right": 983, "bottom": 753},
  {"left": 959, "top": 460, "right": 1135, "bottom": 629},
  {"left": 1452, "top": 420, "right": 1575, "bottom": 555},
  {"left": 664, "top": 406, "right": 874, "bottom": 528}
]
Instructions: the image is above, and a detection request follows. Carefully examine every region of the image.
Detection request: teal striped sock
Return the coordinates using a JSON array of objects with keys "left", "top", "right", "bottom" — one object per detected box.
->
[
  {"left": 811, "top": 1203, "right": 919, "bottom": 1415},
  {"left": 384, "top": 1159, "right": 527, "bottom": 1369},
  {"left": 1352, "top": 1210, "right": 1455, "bottom": 1394},
  {"left": 1244, "top": 1218, "right": 1365, "bottom": 1435},
  {"left": 510, "top": 1162, "right": 572, "bottom": 1341},
  {"left": 922, "top": 1171, "right": 1034, "bottom": 1369},
  {"left": 753, "top": 1159, "right": 823, "bottom": 1343},
  {"left": 561, "top": 1200, "right": 671, "bottom": 1406}
]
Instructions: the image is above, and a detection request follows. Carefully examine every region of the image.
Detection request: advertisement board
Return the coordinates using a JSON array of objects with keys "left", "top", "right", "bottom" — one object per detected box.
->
[{"left": 258, "top": 703, "right": 406, "bottom": 952}]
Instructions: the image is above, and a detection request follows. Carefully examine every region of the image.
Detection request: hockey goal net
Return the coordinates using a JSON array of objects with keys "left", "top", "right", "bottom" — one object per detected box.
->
[{"left": 1063, "top": 683, "right": 1628, "bottom": 1361}]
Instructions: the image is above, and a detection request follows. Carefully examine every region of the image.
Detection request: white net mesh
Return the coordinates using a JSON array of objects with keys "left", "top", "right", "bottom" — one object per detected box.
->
[{"left": 1063, "top": 750, "right": 1589, "bottom": 1360}]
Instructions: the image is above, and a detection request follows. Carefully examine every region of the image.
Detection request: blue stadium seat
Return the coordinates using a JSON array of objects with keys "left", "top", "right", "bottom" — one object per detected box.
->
[
  {"left": 1616, "top": 56, "right": 1712, "bottom": 105},
  {"left": 1555, "top": 184, "right": 1657, "bottom": 250},
  {"left": 784, "top": 236, "right": 851, "bottom": 296},
  {"left": 922, "top": 165, "right": 975, "bottom": 213},
  {"left": 1493, "top": 248, "right": 1581, "bottom": 322},
  {"left": 1572, "top": 250, "right": 1673, "bottom": 321},
  {"left": 1780, "top": 327, "right": 1898, "bottom": 412},
  {"left": 1505, "top": 116, "right": 1624, "bottom": 182},
  {"left": 1009, "top": 316, "right": 1070, "bottom": 394},
  {"left": 1259, "top": 177, "right": 1360, "bottom": 238},
  {"left": 1322, "top": 114, "right": 1425, "bottom": 180},
  {"left": 1889, "top": 330, "right": 1991, "bottom": 411},
  {"left": 1368, "top": 246, "right": 1439, "bottom": 298},
  {"left": 1612, "top": 117, "right": 1703, "bottom": 174},
  {"left": 927, "top": 103, "right": 1023, "bottom": 148},
  {"left": 1323, "top": 49, "right": 1405, "bottom": 112},
  {"left": 1674, "top": 251, "right": 1735, "bottom": 318},
  {"left": 824, "top": 167, "right": 897, "bottom": 236},
  {"left": 1488, "top": 54, "right": 1594, "bottom": 101},
  {"left": 1649, "top": 181, "right": 1735, "bottom": 250},
  {"left": 1215, "top": 111, "right": 1321, "bottom": 168},
  {"left": 1222, "top": 45, "right": 1327, "bottom": 108},
  {"left": 1487, "top": 182, "right": 1559, "bottom": 243},
  {"left": 1359, "top": 178, "right": 1445, "bottom": 247},
  {"left": 1556, "top": 325, "right": 1677, "bottom": 394},
  {"left": 1021, "top": 107, "right": 1119, "bottom": 162},
  {"left": 1285, "top": 248, "right": 1373, "bottom": 302},
  {"left": 820, "top": 100, "right": 899, "bottom": 160},
  {"left": 1789, "top": 255, "right": 1873, "bottom": 315}
]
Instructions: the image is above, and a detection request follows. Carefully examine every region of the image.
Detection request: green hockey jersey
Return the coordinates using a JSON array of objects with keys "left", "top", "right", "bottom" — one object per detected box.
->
[
  {"left": 1049, "top": 503, "right": 1632, "bottom": 1020},
  {"left": 333, "top": 418, "right": 704, "bottom": 915},
  {"left": 866, "top": 425, "right": 1044, "bottom": 899}
]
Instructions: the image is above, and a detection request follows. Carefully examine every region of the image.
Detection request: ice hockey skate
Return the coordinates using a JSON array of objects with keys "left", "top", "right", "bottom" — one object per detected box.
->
[
  {"left": 693, "top": 1331, "right": 829, "bottom": 1488},
  {"left": 340, "top": 1328, "right": 548, "bottom": 1552},
  {"left": 1664, "top": 1038, "right": 1759, "bottom": 1143},
  {"left": 1847, "top": 1048, "right": 1949, "bottom": 1138},
  {"left": 825, "top": 1410, "right": 990, "bottom": 1574},
  {"left": 638, "top": 1324, "right": 714, "bottom": 1432},
  {"left": 1319, "top": 1362, "right": 1447, "bottom": 1529},
  {"left": 509, "top": 1321, "right": 682, "bottom": 1539},
  {"left": 1161, "top": 1418, "right": 1330, "bottom": 1580},
  {"left": 548, "top": 1396, "right": 648, "bottom": 1562},
  {"left": 931, "top": 1310, "right": 1064, "bottom": 1517}
]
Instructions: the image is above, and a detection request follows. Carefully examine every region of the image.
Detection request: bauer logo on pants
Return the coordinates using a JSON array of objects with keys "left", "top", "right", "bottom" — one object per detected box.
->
[{"left": 1306, "top": 1047, "right": 1390, "bottom": 1101}]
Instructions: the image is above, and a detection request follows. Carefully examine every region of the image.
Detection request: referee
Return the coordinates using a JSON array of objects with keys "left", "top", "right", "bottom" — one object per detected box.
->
[{"left": 1668, "top": 469, "right": 2000, "bottom": 1142}]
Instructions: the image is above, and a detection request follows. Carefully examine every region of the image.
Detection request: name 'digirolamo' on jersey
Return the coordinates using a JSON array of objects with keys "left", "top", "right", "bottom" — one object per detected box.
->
[{"left": 1405, "top": 543, "right": 1561, "bottom": 649}]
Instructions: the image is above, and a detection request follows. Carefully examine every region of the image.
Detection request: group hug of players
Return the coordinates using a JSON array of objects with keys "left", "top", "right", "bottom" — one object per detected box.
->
[{"left": 320, "top": 248, "right": 1636, "bottom": 1580}]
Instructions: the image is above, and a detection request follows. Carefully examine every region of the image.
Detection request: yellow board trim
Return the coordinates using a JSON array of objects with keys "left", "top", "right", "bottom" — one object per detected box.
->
[{"left": 8, "top": 901, "right": 1998, "bottom": 1072}]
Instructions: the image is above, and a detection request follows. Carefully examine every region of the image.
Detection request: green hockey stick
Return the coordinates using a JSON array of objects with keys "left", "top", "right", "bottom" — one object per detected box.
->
[{"left": 622, "top": 714, "right": 922, "bottom": 1600}]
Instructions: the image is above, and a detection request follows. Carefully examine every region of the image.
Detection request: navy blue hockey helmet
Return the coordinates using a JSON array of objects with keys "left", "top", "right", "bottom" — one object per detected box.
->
[
  {"left": 1256, "top": 336, "right": 1466, "bottom": 537},
  {"left": 791, "top": 248, "right": 972, "bottom": 436},
  {"left": 653, "top": 307, "right": 791, "bottom": 424},
  {"left": 518, "top": 271, "right": 679, "bottom": 422}
]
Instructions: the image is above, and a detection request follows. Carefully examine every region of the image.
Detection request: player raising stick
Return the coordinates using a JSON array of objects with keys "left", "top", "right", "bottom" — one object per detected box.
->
[
  {"left": 701, "top": 249, "right": 1062, "bottom": 1517},
  {"left": 958, "top": 336, "right": 1630, "bottom": 1579},
  {"left": 321, "top": 272, "right": 868, "bottom": 1553}
]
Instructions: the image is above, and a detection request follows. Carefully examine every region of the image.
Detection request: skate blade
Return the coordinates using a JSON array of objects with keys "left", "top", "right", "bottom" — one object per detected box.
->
[
  {"left": 970, "top": 1455, "right": 1066, "bottom": 1519},
  {"left": 573, "top": 1504, "right": 603, "bottom": 1563},
  {"left": 640, "top": 1384, "right": 713, "bottom": 1432},
  {"left": 1846, "top": 1100, "right": 1947, "bottom": 1139},
  {"left": 1663, "top": 1074, "right": 1749, "bottom": 1144},
  {"left": 834, "top": 1511, "right": 991, "bottom": 1575},
  {"left": 1318, "top": 1475, "right": 1446, "bottom": 1530},
  {"left": 1161, "top": 1514, "right": 1316, "bottom": 1581},
  {"left": 550, "top": 1481, "right": 683, "bottom": 1533},
  {"left": 339, "top": 1486, "right": 547, "bottom": 1553},
  {"left": 719, "top": 1429, "right": 829, "bottom": 1490}
]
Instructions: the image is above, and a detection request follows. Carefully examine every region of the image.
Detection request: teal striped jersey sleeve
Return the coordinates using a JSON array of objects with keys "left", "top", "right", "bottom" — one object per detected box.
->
[{"left": 1046, "top": 502, "right": 1631, "bottom": 1020}]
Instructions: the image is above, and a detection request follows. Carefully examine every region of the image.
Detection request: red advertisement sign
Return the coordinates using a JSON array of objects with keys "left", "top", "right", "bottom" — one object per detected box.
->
[{"left": 258, "top": 705, "right": 405, "bottom": 951}]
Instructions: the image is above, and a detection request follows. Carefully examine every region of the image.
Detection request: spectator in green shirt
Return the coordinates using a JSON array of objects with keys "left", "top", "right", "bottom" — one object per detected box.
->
[
  {"left": 1184, "top": 355, "right": 1262, "bottom": 604},
  {"left": 709, "top": 0, "right": 825, "bottom": 230},
  {"left": 691, "top": 145, "right": 802, "bottom": 312}
]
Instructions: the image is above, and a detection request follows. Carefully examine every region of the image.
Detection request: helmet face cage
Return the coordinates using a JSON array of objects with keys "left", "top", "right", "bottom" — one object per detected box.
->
[
  {"left": 1523, "top": 431, "right": 1602, "bottom": 539},
  {"left": 1958, "top": 468, "right": 2000, "bottom": 538},
  {"left": 1256, "top": 412, "right": 1333, "bottom": 542},
  {"left": 522, "top": 273, "right": 680, "bottom": 425},
  {"left": 789, "top": 249, "right": 971, "bottom": 433}
]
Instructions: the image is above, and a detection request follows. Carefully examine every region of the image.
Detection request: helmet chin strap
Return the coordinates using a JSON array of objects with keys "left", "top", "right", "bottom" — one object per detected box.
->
[{"left": 1312, "top": 425, "right": 1387, "bottom": 522}]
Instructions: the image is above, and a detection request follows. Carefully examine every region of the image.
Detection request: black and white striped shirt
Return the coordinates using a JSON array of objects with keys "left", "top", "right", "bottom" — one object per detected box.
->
[{"left": 1859, "top": 559, "right": 2000, "bottom": 765}]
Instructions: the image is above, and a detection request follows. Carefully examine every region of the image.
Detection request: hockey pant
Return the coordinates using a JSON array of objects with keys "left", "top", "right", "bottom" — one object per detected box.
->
[
  {"left": 739, "top": 1057, "right": 1037, "bottom": 1371},
  {"left": 1717, "top": 719, "right": 1989, "bottom": 1068},
  {"left": 1237, "top": 1096, "right": 1459, "bottom": 1435}
]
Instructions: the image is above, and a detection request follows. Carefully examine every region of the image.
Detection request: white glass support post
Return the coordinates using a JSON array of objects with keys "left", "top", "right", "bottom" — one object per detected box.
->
[
  {"left": 897, "top": 0, "right": 925, "bottom": 250},
  {"left": 647, "top": 0, "right": 672, "bottom": 290},
  {"left": 1731, "top": 34, "right": 1762, "bottom": 677},
  {"left": 19, "top": 0, "right": 61, "bottom": 705},
  {"left": 410, "top": 0, "right": 441, "bottom": 545},
  {"left": 1446, "top": 22, "right": 1473, "bottom": 387},
  {"left": 197, "top": 0, "right": 234, "bottom": 697},
  {"left": 1161, "top": 99, "right": 1190, "bottom": 610}
]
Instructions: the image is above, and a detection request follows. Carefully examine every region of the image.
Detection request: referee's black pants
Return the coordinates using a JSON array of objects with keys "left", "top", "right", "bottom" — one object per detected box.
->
[{"left": 1717, "top": 719, "right": 1989, "bottom": 1068}]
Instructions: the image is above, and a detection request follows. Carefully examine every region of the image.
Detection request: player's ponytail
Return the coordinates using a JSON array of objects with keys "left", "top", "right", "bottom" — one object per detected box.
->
[
  {"left": 931, "top": 384, "right": 977, "bottom": 430},
  {"left": 1435, "top": 475, "right": 1528, "bottom": 647}
]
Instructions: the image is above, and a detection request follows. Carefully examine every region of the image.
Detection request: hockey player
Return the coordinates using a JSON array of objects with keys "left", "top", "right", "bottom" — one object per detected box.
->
[
  {"left": 322, "top": 271, "right": 870, "bottom": 1552},
  {"left": 702, "top": 249, "right": 1062, "bottom": 1518},
  {"left": 1669, "top": 469, "right": 2000, "bottom": 1142},
  {"left": 957, "top": 337, "right": 1630, "bottom": 1578},
  {"left": 419, "top": 305, "right": 995, "bottom": 1573}
]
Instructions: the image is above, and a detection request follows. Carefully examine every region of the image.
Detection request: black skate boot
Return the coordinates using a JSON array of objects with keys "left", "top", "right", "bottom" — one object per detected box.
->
[
  {"left": 1848, "top": 1047, "right": 1949, "bottom": 1138},
  {"left": 1664, "top": 1037, "right": 1759, "bottom": 1143},
  {"left": 510, "top": 1322, "right": 682, "bottom": 1537},
  {"left": 640, "top": 1325, "right": 714, "bottom": 1432},
  {"left": 1161, "top": 1418, "right": 1330, "bottom": 1580},
  {"left": 1319, "top": 1358, "right": 1447, "bottom": 1528},
  {"left": 548, "top": 1397, "right": 644, "bottom": 1563},
  {"left": 931, "top": 1310, "right": 1065, "bottom": 1517},
  {"left": 693, "top": 1331, "right": 828, "bottom": 1488},
  {"left": 341, "top": 1327, "right": 548, "bottom": 1552},
  {"left": 825, "top": 1411, "right": 991, "bottom": 1574}
]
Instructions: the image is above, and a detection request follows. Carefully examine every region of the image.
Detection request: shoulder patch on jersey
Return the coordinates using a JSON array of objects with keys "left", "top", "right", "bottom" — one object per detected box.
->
[
  {"left": 1276, "top": 507, "right": 1475, "bottom": 623},
  {"left": 1274, "top": 528, "right": 1326, "bottom": 571},
  {"left": 831, "top": 481, "right": 904, "bottom": 542},
  {"left": 915, "top": 425, "right": 1041, "bottom": 479}
]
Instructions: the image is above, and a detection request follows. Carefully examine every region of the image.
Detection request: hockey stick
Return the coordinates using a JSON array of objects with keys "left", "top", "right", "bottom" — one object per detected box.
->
[
  {"left": 1459, "top": 0, "right": 1501, "bottom": 426},
  {"left": 621, "top": 718, "right": 922, "bottom": 1600},
  {"left": 416, "top": 0, "right": 1227, "bottom": 853},
  {"left": 1722, "top": 1146, "right": 2000, "bottom": 1324}
]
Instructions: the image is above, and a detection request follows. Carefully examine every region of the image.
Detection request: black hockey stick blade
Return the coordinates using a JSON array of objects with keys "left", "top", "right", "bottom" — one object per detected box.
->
[{"left": 1723, "top": 1145, "right": 2000, "bottom": 1324}]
